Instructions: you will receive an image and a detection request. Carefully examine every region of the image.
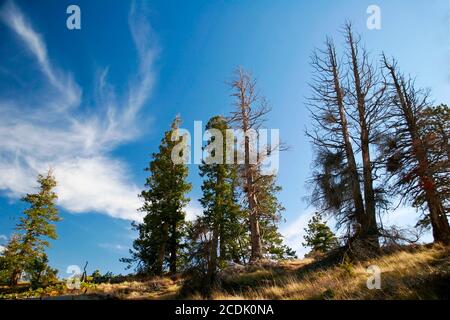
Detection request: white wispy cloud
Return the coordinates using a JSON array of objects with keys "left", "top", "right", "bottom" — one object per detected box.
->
[
  {"left": 185, "top": 202, "right": 203, "bottom": 222},
  {"left": 280, "top": 210, "right": 315, "bottom": 258},
  {"left": 98, "top": 243, "right": 130, "bottom": 252},
  {"left": 0, "top": 234, "right": 6, "bottom": 253},
  {"left": 0, "top": 1, "right": 157, "bottom": 221},
  {"left": 0, "top": 1, "right": 81, "bottom": 110}
]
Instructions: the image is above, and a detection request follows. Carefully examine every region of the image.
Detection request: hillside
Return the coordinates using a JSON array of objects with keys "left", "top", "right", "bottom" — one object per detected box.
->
[{"left": 2, "top": 244, "right": 448, "bottom": 300}]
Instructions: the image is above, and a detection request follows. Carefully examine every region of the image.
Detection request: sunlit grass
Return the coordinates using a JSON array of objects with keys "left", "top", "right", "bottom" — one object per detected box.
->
[
  {"left": 1, "top": 244, "right": 447, "bottom": 300},
  {"left": 203, "top": 244, "right": 449, "bottom": 300}
]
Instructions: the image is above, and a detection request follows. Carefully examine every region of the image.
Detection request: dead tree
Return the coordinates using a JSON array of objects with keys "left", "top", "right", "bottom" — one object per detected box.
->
[
  {"left": 228, "top": 67, "right": 271, "bottom": 262},
  {"left": 382, "top": 56, "right": 450, "bottom": 244},
  {"left": 343, "top": 23, "right": 388, "bottom": 248},
  {"left": 81, "top": 261, "right": 88, "bottom": 282},
  {"left": 307, "top": 25, "right": 390, "bottom": 252},
  {"left": 307, "top": 37, "right": 366, "bottom": 238}
]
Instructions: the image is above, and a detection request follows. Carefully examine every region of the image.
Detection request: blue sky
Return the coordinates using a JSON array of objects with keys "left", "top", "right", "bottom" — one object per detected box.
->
[{"left": 0, "top": 0, "right": 448, "bottom": 276}]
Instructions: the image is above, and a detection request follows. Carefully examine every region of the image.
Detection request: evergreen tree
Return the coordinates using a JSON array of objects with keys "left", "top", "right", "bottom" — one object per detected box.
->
[
  {"left": 303, "top": 212, "right": 338, "bottom": 254},
  {"left": 254, "top": 174, "right": 296, "bottom": 259},
  {"left": 199, "top": 116, "right": 246, "bottom": 283},
  {"left": 25, "top": 254, "right": 58, "bottom": 288},
  {"left": 0, "top": 235, "right": 21, "bottom": 285},
  {"left": 184, "top": 219, "right": 211, "bottom": 274},
  {"left": 122, "top": 117, "right": 192, "bottom": 275},
  {"left": 1, "top": 171, "right": 60, "bottom": 286}
]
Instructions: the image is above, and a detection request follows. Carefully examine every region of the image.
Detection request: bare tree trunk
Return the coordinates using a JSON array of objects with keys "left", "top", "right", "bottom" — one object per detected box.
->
[
  {"left": 248, "top": 196, "right": 263, "bottom": 262},
  {"left": 413, "top": 135, "right": 449, "bottom": 243},
  {"left": 10, "top": 269, "right": 21, "bottom": 287},
  {"left": 328, "top": 41, "right": 366, "bottom": 231},
  {"left": 423, "top": 175, "right": 450, "bottom": 243},
  {"left": 156, "top": 221, "right": 168, "bottom": 275},
  {"left": 346, "top": 27, "right": 379, "bottom": 248},
  {"left": 80, "top": 261, "right": 88, "bottom": 282},
  {"left": 169, "top": 223, "right": 177, "bottom": 274},
  {"left": 206, "top": 224, "right": 219, "bottom": 284},
  {"left": 219, "top": 217, "right": 226, "bottom": 262},
  {"left": 245, "top": 138, "right": 263, "bottom": 261},
  {"left": 229, "top": 68, "right": 269, "bottom": 262},
  {"left": 412, "top": 135, "right": 449, "bottom": 243}
]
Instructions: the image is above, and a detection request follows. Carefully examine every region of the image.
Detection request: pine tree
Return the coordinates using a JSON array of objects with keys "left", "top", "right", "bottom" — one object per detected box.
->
[
  {"left": 199, "top": 116, "right": 246, "bottom": 283},
  {"left": 303, "top": 212, "right": 338, "bottom": 254},
  {"left": 0, "top": 235, "right": 21, "bottom": 285},
  {"left": 254, "top": 173, "right": 295, "bottom": 259},
  {"left": 122, "top": 117, "right": 192, "bottom": 275},
  {"left": 2, "top": 171, "right": 60, "bottom": 286},
  {"left": 26, "top": 254, "right": 58, "bottom": 288}
]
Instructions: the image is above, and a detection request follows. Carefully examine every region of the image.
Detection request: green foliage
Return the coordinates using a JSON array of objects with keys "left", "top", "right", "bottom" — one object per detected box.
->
[
  {"left": 318, "top": 288, "right": 335, "bottom": 300},
  {"left": 339, "top": 254, "right": 355, "bottom": 276},
  {"left": 122, "top": 117, "right": 192, "bottom": 275},
  {"left": 80, "top": 281, "right": 97, "bottom": 291},
  {"left": 25, "top": 254, "right": 58, "bottom": 288},
  {"left": 303, "top": 212, "right": 338, "bottom": 254},
  {"left": 181, "top": 117, "right": 249, "bottom": 294},
  {"left": 89, "top": 271, "right": 128, "bottom": 284},
  {"left": 90, "top": 270, "right": 114, "bottom": 284},
  {"left": 0, "top": 283, "right": 67, "bottom": 300},
  {"left": 90, "top": 269, "right": 102, "bottom": 282},
  {"left": 256, "top": 174, "right": 296, "bottom": 259},
  {"left": 0, "top": 235, "right": 21, "bottom": 284},
  {"left": 0, "top": 171, "right": 60, "bottom": 286},
  {"left": 199, "top": 116, "right": 247, "bottom": 265}
]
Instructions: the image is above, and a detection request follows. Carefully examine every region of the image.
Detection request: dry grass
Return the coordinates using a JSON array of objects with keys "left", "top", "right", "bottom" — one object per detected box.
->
[
  {"left": 83, "top": 277, "right": 182, "bottom": 300},
  {"left": 35, "top": 244, "right": 447, "bottom": 300},
  {"left": 205, "top": 244, "right": 449, "bottom": 300}
]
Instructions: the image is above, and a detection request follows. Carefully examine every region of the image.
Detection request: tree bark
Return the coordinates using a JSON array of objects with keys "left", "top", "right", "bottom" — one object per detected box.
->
[
  {"left": 10, "top": 269, "right": 21, "bottom": 287},
  {"left": 413, "top": 135, "right": 449, "bottom": 244},
  {"left": 169, "top": 222, "right": 177, "bottom": 274},
  {"left": 156, "top": 221, "right": 168, "bottom": 275},
  {"left": 232, "top": 69, "right": 264, "bottom": 262},
  {"left": 245, "top": 137, "right": 263, "bottom": 262},
  {"left": 346, "top": 29, "right": 379, "bottom": 248},
  {"left": 206, "top": 223, "right": 219, "bottom": 285},
  {"left": 385, "top": 61, "right": 450, "bottom": 244},
  {"left": 328, "top": 42, "right": 366, "bottom": 231}
]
